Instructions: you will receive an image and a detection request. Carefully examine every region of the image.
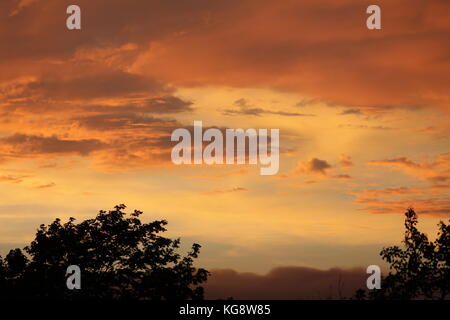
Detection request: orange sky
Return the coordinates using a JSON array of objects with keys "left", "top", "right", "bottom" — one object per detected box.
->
[{"left": 0, "top": 0, "right": 449, "bottom": 273}]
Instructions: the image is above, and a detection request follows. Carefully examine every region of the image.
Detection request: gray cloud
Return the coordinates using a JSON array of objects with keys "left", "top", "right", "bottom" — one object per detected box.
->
[
  {"left": 223, "top": 107, "right": 315, "bottom": 117},
  {"left": 74, "top": 113, "right": 178, "bottom": 131},
  {"left": 205, "top": 266, "right": 367, "bottom": 299},
  {"left": 297, "top": 158, "right": 332, "bottom": 175},
  {"left": 143, "top": 96, "right": 193, "bottom": 113},
  {"left": 339, "top": 109, "right": 362, "bottom": 115},
  {"left": 0, "top": 133, "right": 107, "bottom": 156},
  {"left": 26, "top": 71, "right": 165, "bottom": 100}
]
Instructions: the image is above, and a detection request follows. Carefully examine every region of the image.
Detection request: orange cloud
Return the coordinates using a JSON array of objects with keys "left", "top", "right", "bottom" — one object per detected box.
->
[
  {"left": 0, "top": 174, "right": 29, "bottom": 184},
  {"left": 352, "top": 153, "right": 450, "bottom": 217},
  {"left": 130, "top": 0, "right": 450, "bottom": 111},
  {"left": 340, "top": 154, "right": 353, "bottom": 168},
  {"left": 8, "top": 0, "right": 39, "bottom": 17},
  {"left": 369, "top": 153, "right": 450, "bottom": 183},
  {"left": 355, "top": 197, "right": 450, "bottom": 217},
  {"left": 2, "top": 0, "right": 447, "bottom": 111},
  {"left": 352, "top": 185, "right": 450, "bottom": 217}
]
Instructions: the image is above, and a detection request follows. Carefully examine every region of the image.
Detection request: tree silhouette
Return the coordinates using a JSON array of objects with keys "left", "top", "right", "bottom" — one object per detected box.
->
[
  {"left": 0, "top": 204, "right": 209, "bottom": 300},
  {"left": 356, "top": 208, "right": 450, "bottom": 300}
]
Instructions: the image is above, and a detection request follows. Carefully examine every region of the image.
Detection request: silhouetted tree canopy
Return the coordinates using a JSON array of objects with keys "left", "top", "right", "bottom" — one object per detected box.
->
[
  {"left": 0, "top": 204, "right": 209, "bottom": 300},
  {"left": 356, "top": 208, "right": 450, "bottom": 300}
]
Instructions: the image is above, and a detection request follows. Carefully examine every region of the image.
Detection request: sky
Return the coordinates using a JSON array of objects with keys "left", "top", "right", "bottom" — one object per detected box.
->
[{"left": 0, "top": 0, "right": 449, "bottom": 287}]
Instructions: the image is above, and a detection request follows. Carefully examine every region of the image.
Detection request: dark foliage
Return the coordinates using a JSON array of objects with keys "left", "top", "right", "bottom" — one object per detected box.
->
[
  {"left": 0, "top": 204, "right": 209, "bottom": 300},
  {"left": 356, "top": 208, "right": 450, "bottom": 300}
]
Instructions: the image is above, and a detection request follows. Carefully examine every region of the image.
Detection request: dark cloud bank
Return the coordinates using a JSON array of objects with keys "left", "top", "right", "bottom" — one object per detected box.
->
[{"left": 205, "top": 266, "right": 367, "bottom": 299}]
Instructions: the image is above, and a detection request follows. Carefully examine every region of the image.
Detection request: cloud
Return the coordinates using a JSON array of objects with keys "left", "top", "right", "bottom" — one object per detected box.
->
[
  {"left": 0, "top": 73, "right": 174, "bottom": 120},
  {"left": 295, "top": 158, "right": 332, "bottom": 176},
  {"left": 204, "top": 266, "right": 366, "bottom": 299},
  {"left": 370, "top": 157, "right": 418, "bottom": 168},
  {"left": 1, "top": 0, "right": 236, "bottom": 63},
  {"left": 35, "top": 182, "right": 56, "bottom": 189},
  {"left": 351, "top": 185, "right": 450, "bottom": 217},
  {"left": 340, "top": 154, "right": 353, "bottom": 168},
  {"left": 332, "top": 174, "right": 352, "bottom": 180},
  {"left": 354, "top": 185, "right": 449, "bottom": 197},
  {"left": 369, "top": 153, "right": 450, "bottom": 183},
  {"left": 16, "top": 71, "right": 165, "bottom": 101},
  {"left": 74, "top": 96, "right": 193, "bottom": 116},
  {"left": 234, "top": 98, "right": 249, "bottom": 107},
  {"left": 0, "top": 174, "right": 29, "bottom": 184},
  {"left": 203, "top": 187, "right": 248, "bottom": 195},
  {"left": 295, "top": 98, "right": 323, "bottom": 107},
  {"left": 9, "top": 0, "right": 39, "bottom": 17},
  {"left": 338, "top": 124, "right": 393, "bottom": 130},
  {"left": 224, "top": 108, "right": 315, "bottom": 117},
  {"left": 223, "top": 101, "right": 315, "bottom": 117},
  {"left": 0, "top": 134, "right": 107, "bottom": 158},
  {"left": 353, "top": 153, "right": 450, "bottom": 217},
  {"left": 129, "top": 0, "right": 450, "bottom": 111},
  {"left": 143, "top": 96, "right": 193, "bottom": 113},
  {"left": 73, "top": 113, "right": 178, "bottom": 132},
  {"left": 0, "top": 0, "right": 447, "bottom": 174},
  {"left": 354, "top": 197, "right": 450, "bottom": 218},
  {"left": 339, "top": 109, "right": 362, "bottom": 115},
  {"left": 2, "top": 0, "right": 449, "bottom": 114},
  {"left": 293, "top": 157, "right": 354, "bottom": 181}
]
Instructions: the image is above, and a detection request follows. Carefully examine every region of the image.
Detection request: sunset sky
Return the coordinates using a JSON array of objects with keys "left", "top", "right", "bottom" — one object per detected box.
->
[{"left": 0, "top": 0, "right": 449, "bottom": 282}]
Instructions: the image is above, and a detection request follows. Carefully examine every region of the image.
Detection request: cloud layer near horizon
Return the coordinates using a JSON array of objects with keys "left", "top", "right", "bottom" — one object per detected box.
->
[{"left": 205, "top": 266, "right": 367, "bottom": 299}]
